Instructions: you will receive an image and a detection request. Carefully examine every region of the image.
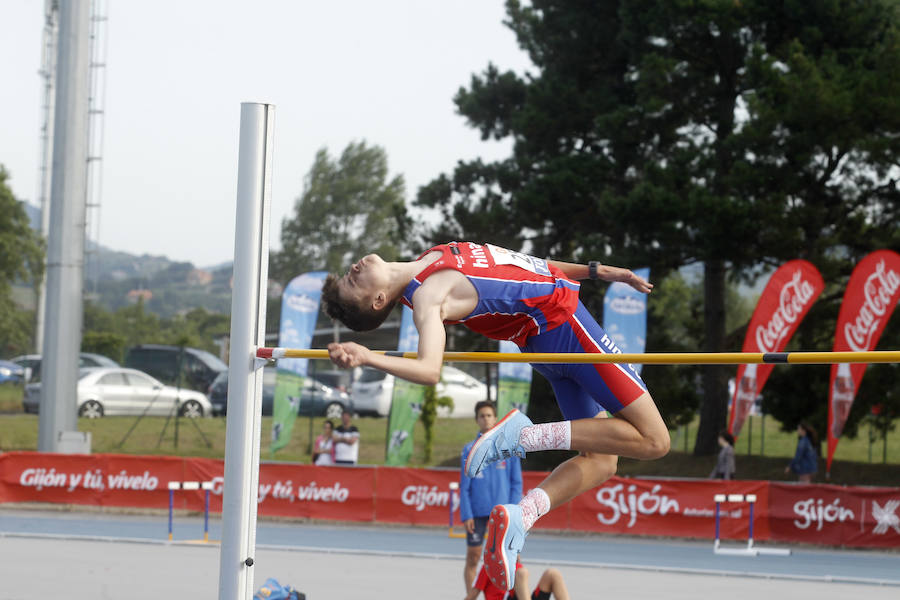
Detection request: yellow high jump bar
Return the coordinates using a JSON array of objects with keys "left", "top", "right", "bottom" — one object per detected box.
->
[{"left": 256, "top": 347, "right": 900, "bottom": 365}]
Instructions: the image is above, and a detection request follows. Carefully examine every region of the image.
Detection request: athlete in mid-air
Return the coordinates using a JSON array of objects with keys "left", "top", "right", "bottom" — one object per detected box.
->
[{"left": 322, "top": 241, "right": 669, "bottom": 590}]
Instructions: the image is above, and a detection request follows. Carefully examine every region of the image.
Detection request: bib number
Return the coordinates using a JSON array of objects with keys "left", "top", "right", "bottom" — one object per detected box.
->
[{"left": 485, "top": 244, "right": 551, "bottom": 277}]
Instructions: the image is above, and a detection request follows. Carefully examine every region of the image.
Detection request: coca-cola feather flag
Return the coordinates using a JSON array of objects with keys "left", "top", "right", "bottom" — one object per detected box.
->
[
  {"left": 827, "top": 250, "right": 900, "bottom": 473},
  {"left": 728, "top": 260, "right": 824, "bottom": 437}
]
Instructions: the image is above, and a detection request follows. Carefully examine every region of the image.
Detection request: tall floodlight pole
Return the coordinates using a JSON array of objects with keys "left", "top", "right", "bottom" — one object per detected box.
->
[
  {"left": 38, "top": 0, "right": 91, "bottom": 452},
  {"left": 218, "top": 103, "right": 274, "bottom": 600},
  {"left": 35, "top": 0, "right": 59, "bottom": 354}
]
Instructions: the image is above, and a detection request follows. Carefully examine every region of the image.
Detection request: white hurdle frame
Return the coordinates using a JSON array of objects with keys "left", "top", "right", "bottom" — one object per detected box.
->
[
  {"left": 217, "top": 102, "right": 275, "bottom": 600},
  {"left": 713, "top": 493, "right": 790, "bottom": 556}
]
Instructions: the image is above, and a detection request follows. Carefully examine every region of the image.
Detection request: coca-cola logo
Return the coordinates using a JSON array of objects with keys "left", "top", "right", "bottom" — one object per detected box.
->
[
  {"left": 844, "top": 261, "right": 900, "bottom": 352},
  {"left": 755, "top": 270, "right": 816, "bottom": 352}
]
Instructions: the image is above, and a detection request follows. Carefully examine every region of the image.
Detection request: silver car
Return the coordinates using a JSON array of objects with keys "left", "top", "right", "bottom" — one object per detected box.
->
[{"left": 23, "top": 367, "right": 212, "bottom": 419}]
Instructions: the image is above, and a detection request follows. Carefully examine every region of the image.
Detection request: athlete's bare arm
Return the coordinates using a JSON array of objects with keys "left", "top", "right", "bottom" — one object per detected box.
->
[{"left": 547, "top": 259, "right": 653, "bottom": 293}]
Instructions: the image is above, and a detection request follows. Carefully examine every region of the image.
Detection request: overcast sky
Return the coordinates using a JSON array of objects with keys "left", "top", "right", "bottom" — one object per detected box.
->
[{"left": 0, "top": 1, "right": 532, "bottom": 267}]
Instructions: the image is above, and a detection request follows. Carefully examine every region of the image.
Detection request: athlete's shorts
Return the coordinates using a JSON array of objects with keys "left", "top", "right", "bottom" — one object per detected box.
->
[
  {"left": 523, "top": 301, "right": 647, "bottom": 418},
  {"left": 466, "top": 516, "right": 489, "bottom": 547}
]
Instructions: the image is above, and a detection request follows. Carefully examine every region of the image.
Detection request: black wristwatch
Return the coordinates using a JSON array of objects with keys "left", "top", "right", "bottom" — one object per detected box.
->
[{"left": 588, "top": 261, "right": 599, "bottom": 280}]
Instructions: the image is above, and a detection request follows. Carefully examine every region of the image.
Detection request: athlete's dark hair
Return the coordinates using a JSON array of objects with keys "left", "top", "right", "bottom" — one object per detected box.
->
[
  {"left": 321, "top": 273, "right": 397, "bottom": 332},
  {"left": 474, "top": 400, "right": 497, "bottom": 418}
]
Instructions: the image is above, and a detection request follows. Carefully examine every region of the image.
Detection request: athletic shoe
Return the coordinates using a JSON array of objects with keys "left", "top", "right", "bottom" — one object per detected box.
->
[
  {"left": 464, "top": 409, "right": 532, "bottom": 478},
  {"left": 483, "top": 504, "right": 526, "bottom": 591}
]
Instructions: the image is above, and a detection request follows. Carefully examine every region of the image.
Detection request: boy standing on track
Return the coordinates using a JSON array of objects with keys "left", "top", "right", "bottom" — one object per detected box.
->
[
  {"left": 322, "top": 241, "right": 669, "bottom": 590},
  {"left": 461, "top": 400, "right": 523, "bottom": 592}
]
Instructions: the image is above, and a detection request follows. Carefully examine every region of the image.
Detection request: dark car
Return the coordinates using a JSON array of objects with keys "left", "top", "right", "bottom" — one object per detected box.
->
[
  {"left": 207, "top": 368, "right": 351, "bottom": 418},
  {"left": 124, "top": 345, "right": 226, "bottom": 393}
]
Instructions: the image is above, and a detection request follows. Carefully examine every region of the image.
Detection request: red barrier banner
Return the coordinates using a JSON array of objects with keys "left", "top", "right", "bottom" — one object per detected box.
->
[
  {"left": 2, "top": 452, "right": 898, "bottom": 548},
  {"left": 769, "top": 482, "right": 900, "bottom": 548},
  {"left": 827, "top": 250, "right": 900, "bottom": 472},
  {"left": 728, "top": 260, "right": 824, "bottom": 437},
  {"left": 569, "top": 477, "right": 770, "bottom": 541},
  {"left": 375, "top": 466, "right": 456, "bottom": 525}
]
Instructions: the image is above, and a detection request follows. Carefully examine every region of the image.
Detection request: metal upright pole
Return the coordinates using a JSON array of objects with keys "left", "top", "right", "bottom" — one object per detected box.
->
[
  {"left": 38, "top": 0, "right": 91, "bottom": 452},
  {"left": 35, "top": 0, "right": 59, "bottom": 354},
  {"left": 218, "top": 103, "right": 274, "bottom": 600}
]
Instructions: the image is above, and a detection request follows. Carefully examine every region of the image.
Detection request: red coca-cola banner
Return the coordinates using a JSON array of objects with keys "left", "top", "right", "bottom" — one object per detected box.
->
[
  {"left": 827, "top": 250, "right": 900, "bottom": 472},
  {"left": 1, "top": 452, "right": 898, "bottom": 548},
  {"left": 728, "top": 260, "right": 824, "bottom": 436}
]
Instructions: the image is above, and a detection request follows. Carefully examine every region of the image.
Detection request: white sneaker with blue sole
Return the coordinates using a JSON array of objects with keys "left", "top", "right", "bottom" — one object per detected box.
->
[
  {"left": 483, "top": 503, "right": 527, "bottom": 591},
  {"left": 464, "top": 409, "right": 532, "bottom": 478}
]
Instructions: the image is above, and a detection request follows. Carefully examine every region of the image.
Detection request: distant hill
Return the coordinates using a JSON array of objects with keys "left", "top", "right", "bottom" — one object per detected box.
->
[
  {"left": 84, "top": 247, "right": 234, "bottom": 317},
  {"left": 19, "top": 201, "right": 235, "bottom": 318}
]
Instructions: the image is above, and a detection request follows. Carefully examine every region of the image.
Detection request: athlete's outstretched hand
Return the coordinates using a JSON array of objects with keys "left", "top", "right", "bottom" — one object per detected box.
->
[
  {"left": 599, "top": 265, "right": 653, "bottom": 294},
  {"left": 328, "top": 342, "right": 371, "bottom": 369}
]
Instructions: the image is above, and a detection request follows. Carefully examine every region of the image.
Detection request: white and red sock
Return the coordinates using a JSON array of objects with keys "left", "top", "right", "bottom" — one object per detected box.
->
[
  {"left": 519, "top": 487, "right": 551, "bottom": 531},
  {"left": 518, "top": 421, "right": 571, "bottom": 452}
]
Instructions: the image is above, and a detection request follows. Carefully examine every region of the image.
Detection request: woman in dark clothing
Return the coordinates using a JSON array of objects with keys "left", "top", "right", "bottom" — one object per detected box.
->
[{"left": 785, "top": 422, "right": 818, "bottom": 483}]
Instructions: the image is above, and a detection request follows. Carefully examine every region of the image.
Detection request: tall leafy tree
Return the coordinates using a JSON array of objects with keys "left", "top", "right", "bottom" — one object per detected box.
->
[
  {"left": 417, "top": 0, "right": 900, "bottom": 454},
  {"left": 272, "top": 141, "right": 411, "bottom": 283},
  {"left": 0, "top": 166, "right": 44, "bottom": 355}
]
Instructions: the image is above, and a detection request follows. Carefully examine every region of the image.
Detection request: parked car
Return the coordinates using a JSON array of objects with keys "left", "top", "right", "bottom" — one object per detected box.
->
[
  {"left": 124, "top": 344, "right": 226, "bottom": 393},
  {"left": 0, "top": 359, "right": 26, "bottom": 385},
  {"left": 11, "top": 352, "right": 119, "bottom": 383},
  {"left": 23, "top": 367, "right": 212, "bottom": 418},
  {"left": 207, "top": 369, "right": 351, "bottom": 418},
  {"left": 351, "top": 365, "right": 492, "bottom": 418}
]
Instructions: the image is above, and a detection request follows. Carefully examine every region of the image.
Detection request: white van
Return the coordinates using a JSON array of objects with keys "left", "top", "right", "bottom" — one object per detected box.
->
[{"left": 351, "top": 365, "right": 494, "bottom": 418}]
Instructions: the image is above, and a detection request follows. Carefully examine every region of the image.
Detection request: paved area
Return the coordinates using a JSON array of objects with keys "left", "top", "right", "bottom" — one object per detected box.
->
[{"left": 1, "top": 507, "right": 898, "bottom": 599}]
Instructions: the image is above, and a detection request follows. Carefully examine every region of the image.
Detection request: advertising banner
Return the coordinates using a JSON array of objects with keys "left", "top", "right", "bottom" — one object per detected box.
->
[
  {"left": 827, "top": 250, "right": 900, "bottom": 472},
  {"left": 769, "top": 482, "right": 900, "bottom": 548},
  {"left": 375, "top": 466, "right": 458, "bottom": 525},
  {"left": 385, "top": 305, "right": 426, "bottom": 466},
  {"left": 496, "top": 340, "right": 532, "bottom": 417},
  {"left": 728, "top": 260, "right": 824, "bottom": 437},
  {"left": 569, "top": 477, "right": 770, "bottom": 541},
  {"left": 603, "top": 267, "right": 650, "bottom": 375},
  {"left": 272, "top": 271, "right": 328, "bottom": 453},
  {"left": 3, "top": 452, "right": 898, "bottom": 548}
]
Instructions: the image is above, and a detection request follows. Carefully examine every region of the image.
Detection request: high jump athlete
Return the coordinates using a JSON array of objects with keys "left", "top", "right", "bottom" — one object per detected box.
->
[{"left": 322, "top": 241, "right": 669, "bottom": 590}]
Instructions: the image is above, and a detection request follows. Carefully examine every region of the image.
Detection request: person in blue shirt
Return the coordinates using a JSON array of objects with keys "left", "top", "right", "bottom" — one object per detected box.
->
[
  {"left": 785, "top": 422, "right": 818, "bottom": 483},
  {"left": 461, "top": 400, "right": 523, "bottom": 592}
]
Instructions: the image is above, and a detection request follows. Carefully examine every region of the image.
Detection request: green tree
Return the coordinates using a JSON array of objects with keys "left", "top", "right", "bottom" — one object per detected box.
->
[
  {"left": 0, "top": 166, "right": 44, "bottom": 355},
  {"left": 419, "top": 384, "right": 453, "bottom": 463},
  {"left": 272, "top": 141, "right": 412, "bottom": 283},
  {"left": 417, "top": 0, "right": 900, "bottom": 454}
]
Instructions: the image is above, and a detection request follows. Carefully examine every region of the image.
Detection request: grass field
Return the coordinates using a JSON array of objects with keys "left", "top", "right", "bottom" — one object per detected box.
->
[{"left": 1, "top": 384, "right": 897, "bottom": 486}]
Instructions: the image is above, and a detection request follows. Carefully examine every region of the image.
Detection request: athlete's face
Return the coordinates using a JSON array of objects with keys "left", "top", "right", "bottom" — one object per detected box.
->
[
  {"left": 337, "top": 254, "right": 389, "bottom": 308},
  {"left": 476, "top": 407, "right": 497, "bottom": 434}
]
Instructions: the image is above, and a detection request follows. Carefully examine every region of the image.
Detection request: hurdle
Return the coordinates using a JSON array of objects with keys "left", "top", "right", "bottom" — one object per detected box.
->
[
  {"left": 713, "top": 493, "right": 790, "bottom": 556},
  {"left": 258, "top": 347, "right": 900, "bottom": 365},
  {"left": 168, "top": 480, "right": 215, "bottom": 543},
  {"left": 447, "top": 482, "right": 467, "bottom": 539}
]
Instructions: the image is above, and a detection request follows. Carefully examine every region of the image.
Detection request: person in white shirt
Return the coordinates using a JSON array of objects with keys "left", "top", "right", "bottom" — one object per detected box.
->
[
  {"left": 313, "top": 420, "right": 336, "bottom": 466},
  {"left": 333, "top": 409, "right": 360, "bottom": 465}
]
